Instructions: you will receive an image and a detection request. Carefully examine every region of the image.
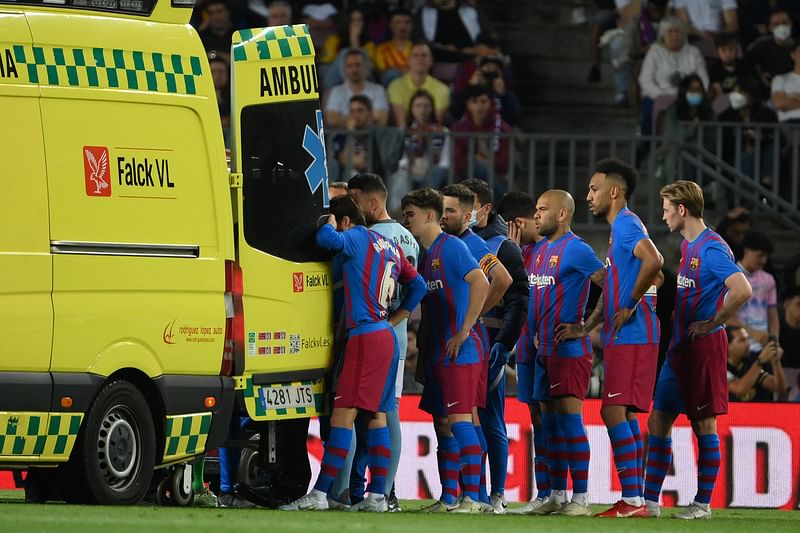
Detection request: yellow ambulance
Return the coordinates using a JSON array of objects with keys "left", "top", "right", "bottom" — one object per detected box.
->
[{"left": 0, "top": 0, "right": 333, "bottom": 505}]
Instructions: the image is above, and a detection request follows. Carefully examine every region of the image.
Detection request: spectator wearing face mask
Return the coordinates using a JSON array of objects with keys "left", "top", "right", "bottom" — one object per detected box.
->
[
  {"left": 718, "top": 79, "right": 778, "bottom": 184},
  {"left": 661, "top": 74, "right": 713, "bottom": 179},
  {"left": 638, "top": 17, "right": 708, "bottom": 139},
  {"left": 746, "top": 10, "right": 795, "bottom": 101}
]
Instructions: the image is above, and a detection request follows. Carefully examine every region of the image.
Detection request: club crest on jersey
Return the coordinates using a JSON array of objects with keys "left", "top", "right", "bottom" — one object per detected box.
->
[
  {"left": 549, "top": 255, "right": 559, "bottom": 268},
  {"left": 690, "top": 257, "right": 700, "bottom": 270},
  {"left": 431, "top": 258, "right": 440, "bottom": 271}
]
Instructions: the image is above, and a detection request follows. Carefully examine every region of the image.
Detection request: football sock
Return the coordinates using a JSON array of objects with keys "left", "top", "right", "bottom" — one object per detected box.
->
[
  {"left": 314, "top": 426, "right": 353, "bottom": 494},
  {"left": 560, "top": 413, "right": 590, "bottom": 496},
  {"left": 474, "top": 425, "right": 490, "bottom": 503},
  {"left": 543, "top": 412, "right": 567, "bottom": 492},
  {"left": 366, "top": 426, "right": 391, "bottom": 496},
  {"left": 608, "top": 421, "right": 640, "bottom": 504},
  {"left": 532, "top": 422, "right": 551, "bottom": 499},
  {"left": 629, "top": 418, "right": 644, "bottom": 498},
  {"left": 438, "top": 435, "right": 460, "bottom": 505},
  {"left": 643, "top": 435, "right": 672, "bottom": 503},
  {"left": 451, "top": 421, "right": 481, "bottom": 502},
  {"left": 696, "top": 434, "right": 721, "bottom": 505}
]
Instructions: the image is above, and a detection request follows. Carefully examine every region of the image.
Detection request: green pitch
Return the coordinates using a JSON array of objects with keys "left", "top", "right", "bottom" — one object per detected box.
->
[{"left": 1, "top": 492, "right": 797, "bottom": 533}]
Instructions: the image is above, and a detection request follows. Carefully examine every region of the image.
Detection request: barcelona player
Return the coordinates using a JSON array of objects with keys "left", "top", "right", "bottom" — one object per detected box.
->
[{"left": 644, "top": 181, "right": 752, "bottom": 520}]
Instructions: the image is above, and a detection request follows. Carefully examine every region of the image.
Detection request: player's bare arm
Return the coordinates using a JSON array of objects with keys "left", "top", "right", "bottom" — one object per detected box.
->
[
  {"left": 446, "top": 268, "right": 489, "bottom": 359},
  {"left": 613, "top": 238, "right": 663, "bottom": 330},
  {"left": 688, "top": 272, "right": 753, "bottom": 340}
]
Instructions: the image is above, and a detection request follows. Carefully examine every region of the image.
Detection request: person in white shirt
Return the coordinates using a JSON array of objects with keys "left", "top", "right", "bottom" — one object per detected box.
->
[
  {"left": 771, "top": 42, "right": 800, "bottom": 123},
  {"left": 324, "top": 48, "right": 389, "bottom": 128},
  {"left": 638, "top": 16, "right": 708, "bottom": 136},
  {"left": 674, "top": 0, "right": 738, "bottom": 39}
]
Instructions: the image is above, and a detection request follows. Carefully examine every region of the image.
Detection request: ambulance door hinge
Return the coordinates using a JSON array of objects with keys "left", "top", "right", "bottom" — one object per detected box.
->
[{"left": 229, "top": 172, "right": 243, "bottom": 189}]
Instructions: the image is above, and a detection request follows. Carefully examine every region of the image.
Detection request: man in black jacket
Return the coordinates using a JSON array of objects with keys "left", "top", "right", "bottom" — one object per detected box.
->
[{"left": 462, "top": 178, "right": 529, "bottom": 513}]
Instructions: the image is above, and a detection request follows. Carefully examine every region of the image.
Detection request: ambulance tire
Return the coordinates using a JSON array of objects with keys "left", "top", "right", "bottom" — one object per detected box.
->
[
  {"left": 76, "top": 380, "right": 156, "bottom": 505},
  {"left": 170, "top": 466, "right": 194, "bottom": 507}
]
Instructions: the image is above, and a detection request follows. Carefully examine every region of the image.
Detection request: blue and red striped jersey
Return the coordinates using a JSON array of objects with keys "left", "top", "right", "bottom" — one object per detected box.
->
[
  {"left": 458, "top": 229, "right": 497, "bottom": 361},
  {"left": 531, "top": 232, "right": 603, "bottom": 357},
  {"left": 669, "top": 228, "right": 741, "bottom": 354},
  {"left": 516, "top": 239, "right": 548, "bottom": 364},
  {"left": 601, "top": 208, "right": 660, "bottom": 347},
  {"left": 317, "top": 224, "right": 424, "bottom": 330},
  {"left": 419, "top": 232, "right": 483, "bottom": 366}
]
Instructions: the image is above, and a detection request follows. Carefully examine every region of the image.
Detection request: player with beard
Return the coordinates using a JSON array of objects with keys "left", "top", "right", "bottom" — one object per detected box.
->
[{"left": 529, "top": 190, "right": 605, "bottom": 516}]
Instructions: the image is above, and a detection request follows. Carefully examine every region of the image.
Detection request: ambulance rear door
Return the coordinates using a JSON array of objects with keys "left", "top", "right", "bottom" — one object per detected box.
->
[{"left": 229, "top": 25, "right": 333, "bottom": 421}]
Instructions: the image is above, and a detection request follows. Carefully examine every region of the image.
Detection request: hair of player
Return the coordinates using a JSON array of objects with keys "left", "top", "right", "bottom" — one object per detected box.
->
[
  {"left": 742, "top": 230, "right": 774, "bottom": 255},
  {"left": 660, "top": 180, "right": 704, "bottom": 218},
  {"left": 401, "top": 188, "right": 444, "bottom": 219},
  {"left": 441, "top": 183, "right": 476, "bottom": 211},
  {"left": 461, "top": 178, "right": 492, "bottom": 206},
  {"left": 542, "top": 189, "right": 576, "bottom": 219},
  {"left": 350, "top": 93, "right": 373, "bottom": 111},
  {"left": 329, "top": 181, "right": 349, "bottom": 191},
  {"left": 329, "top": 194, "right": 366, "bottom": 226},
  {"left": 496, "top": 191, "right": 535, "bottom": 220},
  {"left": 594, "top": 157, "right": 638, "bottom": 200},
  {"left": 348, "top": 173, "right": 387, "bottom": 197}
]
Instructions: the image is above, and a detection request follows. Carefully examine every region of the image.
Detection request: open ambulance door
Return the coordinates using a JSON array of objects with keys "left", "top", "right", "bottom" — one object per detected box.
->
[{"left": 229, "top": 25, "right": 333, "bottom": 421}]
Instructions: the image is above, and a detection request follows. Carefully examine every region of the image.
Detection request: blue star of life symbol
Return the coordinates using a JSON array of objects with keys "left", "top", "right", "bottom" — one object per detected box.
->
[{"left": 302, "top": 109, "right": 330, "bottom": 207}]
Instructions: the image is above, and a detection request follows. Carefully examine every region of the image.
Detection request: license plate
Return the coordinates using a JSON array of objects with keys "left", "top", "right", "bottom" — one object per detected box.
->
[{"left": 259, "top": 384, "right": 314, "bottom": 410}]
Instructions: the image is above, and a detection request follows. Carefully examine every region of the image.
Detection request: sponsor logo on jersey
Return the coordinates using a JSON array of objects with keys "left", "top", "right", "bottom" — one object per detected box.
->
[{"left": 677, "top": 273, "right": 696, "bottom": 289}]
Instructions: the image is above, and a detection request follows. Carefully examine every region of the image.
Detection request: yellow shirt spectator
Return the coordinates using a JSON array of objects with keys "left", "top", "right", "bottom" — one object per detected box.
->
[{"left": 388, "top": 73, "right": 450, "bottom": 125}]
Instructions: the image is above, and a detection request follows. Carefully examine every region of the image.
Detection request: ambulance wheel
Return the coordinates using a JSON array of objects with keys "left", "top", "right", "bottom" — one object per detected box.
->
[
  {"left": 77, "top": 380, "right": 156, "bottom": 505},
  {"left": 156, "top": 476, "right": 173, "bottom": 506},
  {"left": 170, "top": 467, "right": 194, "bottom": 507}
]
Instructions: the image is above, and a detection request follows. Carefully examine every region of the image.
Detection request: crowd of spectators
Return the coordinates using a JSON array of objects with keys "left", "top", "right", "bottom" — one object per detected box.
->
[{"left": 191, "top": 0, "right": 518, "bottom": 197}]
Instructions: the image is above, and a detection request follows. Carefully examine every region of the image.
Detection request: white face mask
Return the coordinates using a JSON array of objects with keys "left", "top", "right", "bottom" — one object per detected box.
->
[
  {"left": 467, "top": 209, "right": 479, "bottom": 228},
  {"left": 773, "top": 24, "right": 792, "bottom": 41},
  {"left": 729, "top": 90, "right": 748, "bottom": 110}
]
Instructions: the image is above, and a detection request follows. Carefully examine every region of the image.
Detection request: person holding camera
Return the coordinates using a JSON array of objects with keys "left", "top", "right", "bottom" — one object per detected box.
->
[
  {"left": 450, "top": 55, "right": 521, "bottom": 127},
  {"left": 727, "top": 326, "right": 787, "bottom": 401}
]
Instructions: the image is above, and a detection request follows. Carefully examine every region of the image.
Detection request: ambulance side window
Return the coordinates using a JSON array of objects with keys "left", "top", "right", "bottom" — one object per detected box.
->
[{"left": 240, "top": 101, "right": 328, "bottom": 262}]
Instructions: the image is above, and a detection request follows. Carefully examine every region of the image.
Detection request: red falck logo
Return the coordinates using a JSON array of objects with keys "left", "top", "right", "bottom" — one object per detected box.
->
[
  {"left": 84, "top": 146, "right": 110, "bottom": 197},
  {"left": 292, "top": 272, "right": 304, "bottom": 293}
]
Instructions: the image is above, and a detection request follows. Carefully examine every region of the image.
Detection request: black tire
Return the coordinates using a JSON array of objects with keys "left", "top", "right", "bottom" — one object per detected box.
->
[
  {"left": 75, "top": 380, "right": 156, "bottom": 505},
  {"left": 156, "top": 476, "right": 173, "bottom": 506},
  {"left": 170, "top": 466, "right": 194, "bottom": 507}
]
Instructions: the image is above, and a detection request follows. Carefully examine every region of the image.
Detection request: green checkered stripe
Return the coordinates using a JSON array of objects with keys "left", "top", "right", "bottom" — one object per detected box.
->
[
  {"left": 232, "top": 24, "right": 314, "bottom": 62},
  {"left": 10, "top": 44, "right": 203, "bottom": 95},
  {"left": 163, "top": 412, "right": 212, "bottom": 462},
  {"left": 241, "top": 377, "right": 324, "bottom": 419},
  {"left": 0, "top": 412, "right": 83, "bottom": 461}
]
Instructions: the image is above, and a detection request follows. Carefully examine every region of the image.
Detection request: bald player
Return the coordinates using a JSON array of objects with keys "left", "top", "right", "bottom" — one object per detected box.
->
[{"left": 529, "top": 190, "right": 605, "bottom": 516}]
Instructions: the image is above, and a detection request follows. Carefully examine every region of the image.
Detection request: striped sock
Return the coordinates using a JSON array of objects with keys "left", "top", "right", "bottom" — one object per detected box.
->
[
  {"left": 474, "top": 425, "right": 490, "bottom": 504},
  {"left": 314, "top": 426, "right": 353, "bottom": 494},
  {"left": 644, "top": 435, "right": 672, "bottom": 503},
  {"left": 560, "top": 413, "right": 590, "bottom": 495},
  {"left": 366, "top": 426, "right": 391, "bottom": 495},
  {"left": 543, "top": 412, "right": 567, "bottom": 492},
  {"left": 696, "top": 434, "right": 721, "bottom": 505},
  {"left": 629, "top": 418, "right": 644, "bottom": 498},
  {"left": 438, "top": 435, "right": 460, "bottom": 505},
  {"left": 451, "top": 422, "right": 481, "bottom": 502},
  {"left": 608, "top": 421, "right": 640, "bottom": 500},
  {"left": 532, "top": 423, "right": 551, "bottom": 499}
]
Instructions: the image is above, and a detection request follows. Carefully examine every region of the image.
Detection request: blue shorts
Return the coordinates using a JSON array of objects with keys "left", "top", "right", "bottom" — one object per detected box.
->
[
  {"left": 652, "top": 356, "right": 685, "bottom": 414},
  {"left": 516, "top": 362, "right": 535, "bottom": 405},
  {"left": 531, "top": 353, "right": 551, "bottom": 402}
]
